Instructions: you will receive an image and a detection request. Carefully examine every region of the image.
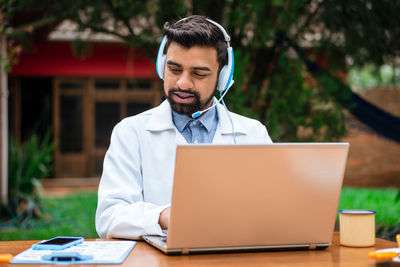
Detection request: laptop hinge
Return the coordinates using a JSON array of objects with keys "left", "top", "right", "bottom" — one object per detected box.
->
[
  {"left": 181, "top": 248, "right": 190, "bottom": 255},
  {"left": 309, "top": 243, "right": 317, "bottom": 250}
]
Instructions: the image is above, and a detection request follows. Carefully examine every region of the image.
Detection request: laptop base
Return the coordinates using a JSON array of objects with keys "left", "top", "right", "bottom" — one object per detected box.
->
[{"left": 143, "top": 235, "right": 330, "bottom": 255}]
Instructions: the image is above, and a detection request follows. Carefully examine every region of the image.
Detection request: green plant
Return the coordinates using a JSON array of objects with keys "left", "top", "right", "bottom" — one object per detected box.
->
[{"left": 0, "top": 130, "right": 54, "bottom": 227}]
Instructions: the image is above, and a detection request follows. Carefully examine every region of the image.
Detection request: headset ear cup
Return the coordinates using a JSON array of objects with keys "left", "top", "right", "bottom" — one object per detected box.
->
[
  {"left": 156, "top": 36, "right": 168, "bottom": 80},
  {"left": 158, "top": 54, "right": 166, "bottom": 80},
  {"left": 217, "top": 47, "right": 234, "bottom": 93},
  {"left": 217, "top": 66, "right": 228, "bottom": 93}
]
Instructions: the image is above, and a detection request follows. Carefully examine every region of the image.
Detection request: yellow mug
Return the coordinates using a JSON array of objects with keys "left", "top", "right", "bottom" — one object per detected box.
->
[{"left": 339, "top": 209, "right": 376, "bottom": 247}]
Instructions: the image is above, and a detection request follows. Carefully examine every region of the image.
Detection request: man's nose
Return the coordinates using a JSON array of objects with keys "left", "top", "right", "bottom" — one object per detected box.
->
[{"left": 176, "top": 73, "right": 193, "bottom": 90}]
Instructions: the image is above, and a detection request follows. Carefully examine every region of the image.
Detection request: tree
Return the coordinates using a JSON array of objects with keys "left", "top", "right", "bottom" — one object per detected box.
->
[
  {"left": 2, "top": 0, "right": 400, "bottom": 142},
  {"left": 203, "top": 0, "right": 399, "bottom": 141},
  {"left": 68, "top": 0, "right": 400, "bottom": 141}
]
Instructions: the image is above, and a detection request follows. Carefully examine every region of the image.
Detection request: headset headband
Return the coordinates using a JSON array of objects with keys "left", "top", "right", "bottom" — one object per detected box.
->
[{"left": 205, "top": 18, "right": 231, "bottom": 45}]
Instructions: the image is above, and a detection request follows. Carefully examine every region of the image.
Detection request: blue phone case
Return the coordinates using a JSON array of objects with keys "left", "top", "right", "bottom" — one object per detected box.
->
[{"left": 32, "top": 236, "right": 84, "bottom": 250}]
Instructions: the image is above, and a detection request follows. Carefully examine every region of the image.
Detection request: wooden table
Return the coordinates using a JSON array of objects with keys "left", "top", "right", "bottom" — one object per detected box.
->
[{"left": 0, "top": 233, "right": 397, "bottom": 266}]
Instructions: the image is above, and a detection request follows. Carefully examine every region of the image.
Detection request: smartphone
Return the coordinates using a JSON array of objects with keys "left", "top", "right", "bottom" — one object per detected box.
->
[{"left": 31, "top": 236, "right": 84, "bottom": 250}]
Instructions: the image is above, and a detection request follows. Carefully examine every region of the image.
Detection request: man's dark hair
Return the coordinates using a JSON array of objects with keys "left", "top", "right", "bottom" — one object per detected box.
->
[{"left": 163, "top": 15, "right": 228, "bottom": 70}]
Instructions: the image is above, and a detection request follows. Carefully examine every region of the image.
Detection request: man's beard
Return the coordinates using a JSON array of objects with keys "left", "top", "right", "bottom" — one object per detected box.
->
[{"left": 166, "top": 88, "right": 216, "bottom": 116}]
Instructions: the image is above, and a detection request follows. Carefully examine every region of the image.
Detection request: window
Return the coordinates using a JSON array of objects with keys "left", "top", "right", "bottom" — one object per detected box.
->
[
  {"left": 60, "top": 95, "right": 83, "bottom": 152},
  {"left": 95, "top": 102, "right": 121, "bottom": 148},
  {"left": 127, "top": 102, "right": 151, "bottom": 117},
  {"left": 95, "top": 79, "right": 120, "bottom": 90},
  {"left": 127, "top": 80, "right": 152, "bottom": 90}
]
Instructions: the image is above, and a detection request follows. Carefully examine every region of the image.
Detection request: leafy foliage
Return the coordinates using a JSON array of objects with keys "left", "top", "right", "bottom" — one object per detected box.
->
[
  {"left": 0, "top": 130, "right": 54, "bottom": 226},
  {"left": 2, "top": 0, "right": 399, "bottom": 141},
  {"left": 349, "top": 64, "right": 400, "bottom": 90}
]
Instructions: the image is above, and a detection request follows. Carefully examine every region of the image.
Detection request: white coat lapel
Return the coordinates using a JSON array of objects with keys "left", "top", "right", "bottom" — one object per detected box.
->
[
  {"left": 145, "top": 100, "right": 176, "bottom": 132},
  {"left": 145, "top": 100, "right": 188, "bottom": 144},
  {"left": 212, "top": 103, "right": 248, "bottom": 144}
]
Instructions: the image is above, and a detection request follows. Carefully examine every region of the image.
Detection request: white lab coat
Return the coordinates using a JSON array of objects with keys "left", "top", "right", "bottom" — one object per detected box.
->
[{"left": 95, "top": 100, "right": 272, "bottom": 239}]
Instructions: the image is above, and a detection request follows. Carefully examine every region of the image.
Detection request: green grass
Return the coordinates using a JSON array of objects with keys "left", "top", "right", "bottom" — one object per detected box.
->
[
  {"left": 0, "top": 187, "right": 399, "bottom": 241},
  {"left": 0, "top": 192, "right": 98, "bottom": 241},
  {"left": 338, "top": 187, "right": 400, "bottom": 227}
]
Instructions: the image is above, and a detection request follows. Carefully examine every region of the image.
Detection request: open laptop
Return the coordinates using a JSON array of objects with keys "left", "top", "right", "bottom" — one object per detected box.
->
[{"left": 143, "top": 143, "right": 349, "bottom": 254}]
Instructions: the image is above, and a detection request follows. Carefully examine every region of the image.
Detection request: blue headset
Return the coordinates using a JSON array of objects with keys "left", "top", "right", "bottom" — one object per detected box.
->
[{"left": 156, "top": 18, "right": 234, "bottom": 94}]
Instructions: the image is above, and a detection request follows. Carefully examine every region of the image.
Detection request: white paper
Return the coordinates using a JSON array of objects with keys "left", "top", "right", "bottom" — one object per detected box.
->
[{"left": 11, "top": 241, "right": 136, "bottom": 264}]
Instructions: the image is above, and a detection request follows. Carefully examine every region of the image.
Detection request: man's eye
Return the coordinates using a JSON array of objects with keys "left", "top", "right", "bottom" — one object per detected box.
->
[
  {"left": 194, "top": 72, "right": 206, "bottom": 77},
  {"left": 169, "top": 68, "right": 181, "bottom": 73}
]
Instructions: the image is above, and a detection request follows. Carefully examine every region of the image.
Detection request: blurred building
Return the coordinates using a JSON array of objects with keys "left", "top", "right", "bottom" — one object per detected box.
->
[{"left": 8, "top": 20, "right": 162, "bottom": 178}]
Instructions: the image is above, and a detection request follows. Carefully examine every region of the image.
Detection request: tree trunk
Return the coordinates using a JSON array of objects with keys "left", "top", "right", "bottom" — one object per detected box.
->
[{"left": 0, "top": 34, "right": 8, "bottom": 206}]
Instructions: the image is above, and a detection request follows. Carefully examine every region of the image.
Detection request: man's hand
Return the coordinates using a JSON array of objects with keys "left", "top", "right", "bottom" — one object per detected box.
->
[{"left": 158, "top": 207, "right": 170, "bottom": 229}]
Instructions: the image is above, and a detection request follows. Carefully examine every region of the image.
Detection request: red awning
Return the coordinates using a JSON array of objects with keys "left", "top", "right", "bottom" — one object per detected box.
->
[{"left": 10, "top": 42, "right": 157, "bottom": 78}]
